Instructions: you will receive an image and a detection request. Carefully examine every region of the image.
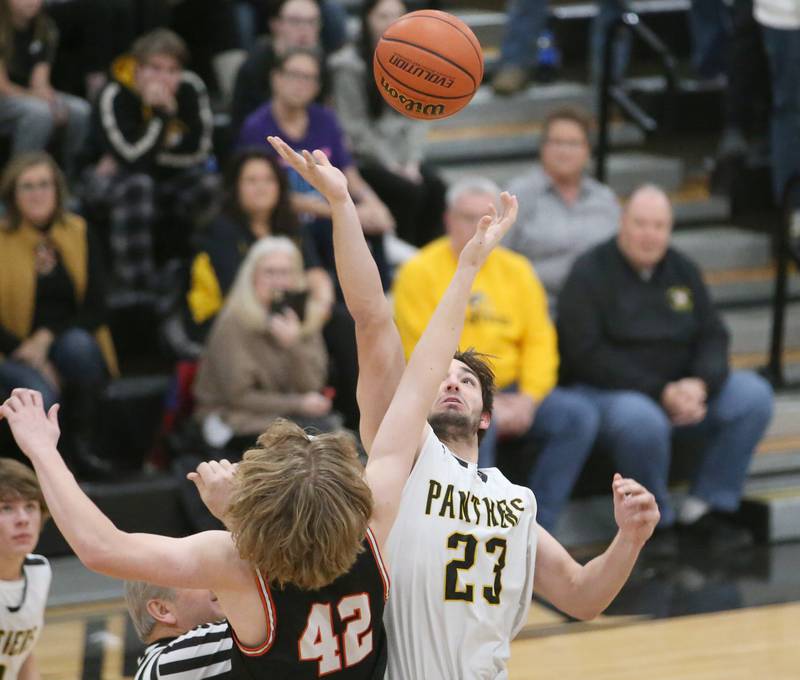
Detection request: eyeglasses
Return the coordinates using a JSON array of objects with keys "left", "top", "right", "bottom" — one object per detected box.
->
[
  {"left": 17, "top": 179, "right": 55, "bottom": 193},
  {"left": 279, "top": 15, "right": 320, "bottom": 27},
  {"left": 543, "top": 138, "right": 587, "bottom": 150},
  {"left": 280, "top": 68, "right": 320, "bottom": 84}
]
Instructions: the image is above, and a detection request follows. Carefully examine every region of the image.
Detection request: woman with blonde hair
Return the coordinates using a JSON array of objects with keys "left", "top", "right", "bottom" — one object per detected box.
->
[
  {"left": 193, "top": 236, "right": 335, "bottom": 450},
  {"left": 0, "top": 152, "right": 117, "bottom": 478}
]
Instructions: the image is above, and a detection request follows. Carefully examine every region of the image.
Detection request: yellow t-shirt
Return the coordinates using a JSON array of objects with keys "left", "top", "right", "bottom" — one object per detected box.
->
[{"left": 392, "top": 237, "right": 558, "bottom": 401}]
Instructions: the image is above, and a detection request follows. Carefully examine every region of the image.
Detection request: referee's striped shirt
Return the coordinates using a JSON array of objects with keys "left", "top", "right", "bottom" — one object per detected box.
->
[{"left": 135, "top": 620, "right": 233, "bottom": 680}]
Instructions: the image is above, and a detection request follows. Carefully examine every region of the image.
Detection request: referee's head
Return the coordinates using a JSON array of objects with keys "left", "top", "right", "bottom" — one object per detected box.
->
[{"left": 125, "top": 582, "right": 224, "bottom": 642}]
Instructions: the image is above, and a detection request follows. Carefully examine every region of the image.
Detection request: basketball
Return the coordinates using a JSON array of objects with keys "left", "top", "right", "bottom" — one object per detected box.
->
[{"left": 373, "top": 10, "right": 484, "bottom": 120}]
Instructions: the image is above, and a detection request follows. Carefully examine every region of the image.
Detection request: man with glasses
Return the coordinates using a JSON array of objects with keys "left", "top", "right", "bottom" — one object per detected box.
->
[
  {"left": 231, "top": 0, "right": 336, "bottom": 133},
  {"left": 504, "top": 107, "right": 621, "bottom": 313},
  {"left": 392, "top": 177, "right": 600, "bottom": 533}
]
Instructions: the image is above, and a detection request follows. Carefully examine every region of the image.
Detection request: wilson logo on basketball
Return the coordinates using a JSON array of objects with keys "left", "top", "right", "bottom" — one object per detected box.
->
[
  {"left": 388, "top": 53, "right": 455, "bottom": 88},
  {"left": 378, "top": 75, "right": 446, "bottom": 117}
]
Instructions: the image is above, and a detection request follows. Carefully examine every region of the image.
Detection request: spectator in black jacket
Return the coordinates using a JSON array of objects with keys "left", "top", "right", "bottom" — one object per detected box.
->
[
  {"left": 557, "top": 184, "right": 773, "bottom": 551},
  {"left": 81, "top": 28, "right": 219, "bottom": 289}
]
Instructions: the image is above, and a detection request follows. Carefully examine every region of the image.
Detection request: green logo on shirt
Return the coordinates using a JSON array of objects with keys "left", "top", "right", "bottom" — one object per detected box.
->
[{"left": 666, "top": 286, "right": 693, "bottom": 312}]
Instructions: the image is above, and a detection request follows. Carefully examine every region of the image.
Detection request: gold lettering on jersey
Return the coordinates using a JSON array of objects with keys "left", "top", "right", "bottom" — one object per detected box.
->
[
  {"left": 0, "top": 628, "right": 37, "bottom": 656},
  {"left": 424, "top": 480, "right": 526, "bottom": 529}
]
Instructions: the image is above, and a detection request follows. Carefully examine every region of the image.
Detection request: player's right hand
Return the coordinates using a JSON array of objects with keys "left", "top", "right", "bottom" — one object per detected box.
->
[
  {"left": 458, "top": 191, "right": 518, "bottom": 271},
  {"left": 266, "top": 136, "right": 349, "bottom": 203},
  {"left": 188, "top": 459, "right": 238, "bottom": 525},
  {"left": 0, "top": 389, "right": 61, "bottom": 458}
]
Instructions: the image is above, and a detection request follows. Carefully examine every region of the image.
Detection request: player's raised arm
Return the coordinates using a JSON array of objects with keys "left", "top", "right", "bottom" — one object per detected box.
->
[
  {"left": 0, "top": 390, "right": 242, "bottom": 592},
  {"left": 533, "top": 473, "right": 659, "bottom": 620},
  {"left": 267, "top": 136, "right": 405, "bottom": 451},
  {"left": 365, "top": 193, "right": 518, "bottom": 546}
]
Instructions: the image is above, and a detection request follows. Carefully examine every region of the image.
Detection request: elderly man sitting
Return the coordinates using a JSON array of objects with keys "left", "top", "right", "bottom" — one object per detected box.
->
[{"left": 557, "top": 184, "right": 774, "bottom": 553}]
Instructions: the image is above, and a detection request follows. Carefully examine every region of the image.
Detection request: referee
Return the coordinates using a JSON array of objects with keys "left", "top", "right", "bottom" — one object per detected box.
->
[{"left": 125, "top": 581, "right": 233, "bottom": 679}]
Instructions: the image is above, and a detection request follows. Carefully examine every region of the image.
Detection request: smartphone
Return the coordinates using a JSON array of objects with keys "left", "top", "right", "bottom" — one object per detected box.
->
[{"left": 270, "top": 290, "right": 308, "bottom": 321}]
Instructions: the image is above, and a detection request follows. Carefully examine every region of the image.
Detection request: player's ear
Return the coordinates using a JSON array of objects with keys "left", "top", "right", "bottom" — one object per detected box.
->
[
  {"left": 479, "top": 412, "right": 491, "bottom": 430},
  {"left": 146, "top": 599, "right": 177, "bottom": 626}
]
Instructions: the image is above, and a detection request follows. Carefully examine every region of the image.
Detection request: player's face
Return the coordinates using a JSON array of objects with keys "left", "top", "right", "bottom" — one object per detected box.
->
[
  {"left": 273, "top": 53, "right": 321, "bottom": 110},
  {"left": 15, "top": 163, "right": 57, "bottom": 228},
  {"left": 0, "top": 497, "right": 42, "bottom": 560},
  {"left": 238, "top": 159, "right": 280, "bottom": 218},
  {"left": 540, "top": 119, "right": 590, "bottom": 184},
  {"left": 428, "top": 360, "right": 489, "bottom": 441},
  {"left": 367, "top": 0, "right": 406, "bottom": 43},
  {"left": 171, "top": 589, "right": 225, "bottom": 632}
]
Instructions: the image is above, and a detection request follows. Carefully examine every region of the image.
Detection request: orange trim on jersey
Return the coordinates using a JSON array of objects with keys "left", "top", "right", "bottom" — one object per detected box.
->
[
  {"left": 365, "top": 527, "right": 390, "bottom": 601},
  {"left": 232, "top": 570, "right": 278, "bottom": 656}
]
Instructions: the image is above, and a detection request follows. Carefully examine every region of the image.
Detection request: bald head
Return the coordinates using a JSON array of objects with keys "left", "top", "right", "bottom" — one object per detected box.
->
[{"left": 617, "top": 184, "right": 673, "bottom": 272}]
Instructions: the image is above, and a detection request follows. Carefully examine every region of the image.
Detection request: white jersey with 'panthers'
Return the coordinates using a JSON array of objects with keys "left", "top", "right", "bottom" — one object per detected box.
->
[
  {"left": 0, "top": 555, "right": 51, "bottom": 680},
  {"left": 384, "top": 429, "right": 538, "bottom": 680}
]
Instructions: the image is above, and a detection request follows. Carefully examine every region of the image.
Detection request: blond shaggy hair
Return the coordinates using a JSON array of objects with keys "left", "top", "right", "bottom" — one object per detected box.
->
[{"left": 227, "top": 419, "right": 372, "bottom": 590}]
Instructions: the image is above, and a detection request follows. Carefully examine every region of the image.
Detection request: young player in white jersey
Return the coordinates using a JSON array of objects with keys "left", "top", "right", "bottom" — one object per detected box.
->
[
  {"left": 269, "top": 138, "right": 661, "bottom": 680},
  {"left": 0, "top": 458, "right": 51, "bottom": 680}
]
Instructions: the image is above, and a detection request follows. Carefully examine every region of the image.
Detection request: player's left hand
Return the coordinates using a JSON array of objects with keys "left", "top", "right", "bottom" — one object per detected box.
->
[
  {"left": 458, "top": 192, "right": 518, "bottom": 270},
  {"left": 0, "top": 388, "right": 61, "bottom": 458},
  {"left": 612, "top": 473, "right": 659, "bottom": 547},
  {"left": 188, "top": 459, "right": 239, "bottom": 525}
]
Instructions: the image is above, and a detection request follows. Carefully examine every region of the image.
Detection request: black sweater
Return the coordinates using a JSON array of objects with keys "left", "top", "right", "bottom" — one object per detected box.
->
[{"left": 557, "top": 238, "right": 730, "bottom": 400}]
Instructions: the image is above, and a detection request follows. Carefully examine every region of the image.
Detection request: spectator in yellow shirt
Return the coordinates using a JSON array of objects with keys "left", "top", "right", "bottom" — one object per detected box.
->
[{"left": 393, "top": 177, "right": 600, "bottom": 531}]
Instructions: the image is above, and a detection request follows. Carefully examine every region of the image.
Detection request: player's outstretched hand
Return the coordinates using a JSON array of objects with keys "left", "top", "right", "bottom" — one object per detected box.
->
[
  {"left": 612, "top": 473, "right": 660, "bottom": 547},
  {"left": 188, "top": 459, "right": 239, "bottom": 525},
  {"left": 458, "top": 191, "right": 518, "bottom": 270},
  {"left": 266, "top": 136, "right": 349, "bottom": 203},
  {"left": 0, "top": 388, "right": 60, "bottom": 458}
]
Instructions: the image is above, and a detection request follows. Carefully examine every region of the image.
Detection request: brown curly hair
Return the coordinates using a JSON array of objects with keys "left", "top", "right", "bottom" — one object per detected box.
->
[{"left": 227, "top": 419, "right": 373, "bottom": 590}]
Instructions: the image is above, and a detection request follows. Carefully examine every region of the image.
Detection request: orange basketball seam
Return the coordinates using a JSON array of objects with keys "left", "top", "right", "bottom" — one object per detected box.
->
[
  {"left": 376, "top": 41, "right": 477, "bottom": 92},
  {"left": 375, "top": 56, "right": 474, "bottom": 102},
  {"left": 391, "top": 11, "right": 483, "bottom": 72}
]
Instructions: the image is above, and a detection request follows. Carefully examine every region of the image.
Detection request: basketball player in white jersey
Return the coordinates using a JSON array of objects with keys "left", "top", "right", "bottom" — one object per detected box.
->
[
  {"left": 0, "top": 458, "right": 51, "bottom": 680},
  {"left": 0, "top": 162, "right": 520, "bottom": 678},
  {"left": 269, "top": 137, "right": 661, "bottom": 679}
]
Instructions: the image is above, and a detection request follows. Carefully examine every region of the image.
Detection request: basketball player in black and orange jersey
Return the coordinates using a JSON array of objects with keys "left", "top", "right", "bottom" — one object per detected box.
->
[
  {"left": 0, "top": 176, "right": 519, "bottom": 679},
  {"left": 268, "top": 136, "right": 660, "bottom": 679}
]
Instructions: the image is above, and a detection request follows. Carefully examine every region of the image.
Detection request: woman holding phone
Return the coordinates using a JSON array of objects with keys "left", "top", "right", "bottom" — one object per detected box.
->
[{"left": 192, "top": 236, "right": 337, "bottom": 452}]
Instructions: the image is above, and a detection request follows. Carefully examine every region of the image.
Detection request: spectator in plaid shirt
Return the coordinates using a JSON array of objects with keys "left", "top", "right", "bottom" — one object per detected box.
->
[{"left": 81, "top": 28, "right": 219, "bottom": 290}]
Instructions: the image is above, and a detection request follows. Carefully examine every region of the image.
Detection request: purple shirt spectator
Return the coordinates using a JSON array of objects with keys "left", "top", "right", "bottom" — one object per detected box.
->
[{"left": 237, "top": 102, "right": 353, "bottom": 196}]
